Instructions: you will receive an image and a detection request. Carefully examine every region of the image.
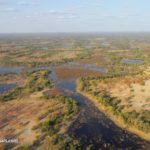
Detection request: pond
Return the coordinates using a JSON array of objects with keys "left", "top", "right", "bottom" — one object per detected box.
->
[{"left": 122, "top": 59, "right": 144, "bottom": 65}]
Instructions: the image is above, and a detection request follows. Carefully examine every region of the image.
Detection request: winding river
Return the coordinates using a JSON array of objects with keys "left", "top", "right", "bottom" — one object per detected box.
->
[
  {"left": 0, "top": 64, "right": 150, "bottom": 149},
  {"left": 49, "top": 67, "right": 150, "bottom": 150}
]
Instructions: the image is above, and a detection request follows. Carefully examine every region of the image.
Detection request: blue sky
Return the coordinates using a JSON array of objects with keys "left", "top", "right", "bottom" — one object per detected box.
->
[{"left": 0, "top": 0, "right": 150, "bottom": 33}]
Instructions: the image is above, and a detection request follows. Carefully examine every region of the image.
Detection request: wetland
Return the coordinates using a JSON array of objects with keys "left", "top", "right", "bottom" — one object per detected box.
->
[{"left": 0, "top": 33, "right": 150, "bottom": 150}]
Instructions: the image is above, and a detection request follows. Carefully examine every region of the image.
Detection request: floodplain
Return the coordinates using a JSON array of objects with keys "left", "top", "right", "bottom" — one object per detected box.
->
[{"left": 0, "top": 33, "right": 150, "bottom": 149}]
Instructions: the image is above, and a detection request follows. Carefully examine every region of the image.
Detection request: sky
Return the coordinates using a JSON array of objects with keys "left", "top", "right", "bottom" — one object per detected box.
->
[{"left": 0, "top": 0, "right": 150, "bottom": 33}]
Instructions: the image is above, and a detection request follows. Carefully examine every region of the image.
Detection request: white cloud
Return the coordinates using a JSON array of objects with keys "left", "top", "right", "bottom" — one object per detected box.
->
[
  {"left": 17, "top": 1, "right": 40, "bottom": 6},
  {"left": 57, "top": 15, "right": 78, "bottom": 19},
  {"left": 48, "top": 10, "right": 75, "bottom": 15},
  {"left": 0, "top": 7, "right": 18, "bottom": 12}
]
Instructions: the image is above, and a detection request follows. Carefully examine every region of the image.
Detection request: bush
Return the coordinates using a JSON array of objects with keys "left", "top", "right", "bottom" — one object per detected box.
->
[{"left": 16, "top": 146, "right": 31, "bottom": 150}]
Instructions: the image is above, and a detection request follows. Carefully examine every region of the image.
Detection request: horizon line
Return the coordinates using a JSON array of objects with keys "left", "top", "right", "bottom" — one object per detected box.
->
[{"left": 1, "top": 31, "right": 150, "bottom": 34}]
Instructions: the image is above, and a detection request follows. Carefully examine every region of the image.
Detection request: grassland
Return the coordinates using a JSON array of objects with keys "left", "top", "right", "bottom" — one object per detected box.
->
[
  {"left": 0, "top": 95, "right": 79, "bottom": 150},
  {"left": 0, "top": 38, "right": 93, "bottom": 68}
]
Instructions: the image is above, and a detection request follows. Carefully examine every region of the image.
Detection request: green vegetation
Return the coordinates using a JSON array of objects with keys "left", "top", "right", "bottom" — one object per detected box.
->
[
  {"left": 16, "top": 146, "right": 30, "bottom": 150},
  {"left": 12, "top": 93, "right": 80, "bottom": 149},
  {"left": 76, "top": 49, "right": 92, "bottom": 60},
  {"left": 0, "top": 70, "right": 53, "bottom": 101},
  {"left": 33, "top": 95, "right": 81, "bottom": 150},
  {"left": 41, "top": 96, "right": 78, "bottom": 133}
]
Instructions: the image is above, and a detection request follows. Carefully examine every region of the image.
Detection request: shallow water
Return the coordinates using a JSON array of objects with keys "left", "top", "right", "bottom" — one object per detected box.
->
[
  {"left": 0, "top": 84, "right": 17, "bottom": 94},
  {"left": 63, "top": 62, "right": 108, "bottom": 73},
  {"left": 0, "top": 67, "right": 22, "bottom": 94},
  {"left": 0, "top": 67, "right": 23, "bottom": 75},
  {"left": 49, "top": 67, "right": 150, "bottom": 149},
  {"left": 122, "top": 59, "right": 144, "bottom": 65}
]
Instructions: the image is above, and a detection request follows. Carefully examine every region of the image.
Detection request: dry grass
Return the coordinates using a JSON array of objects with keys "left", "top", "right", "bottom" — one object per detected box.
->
[
  {"left": 0, "top": 91, "right": 75, "bottom": 149},
  {"left": 0, "top": 48, "right": 83, "bottom": 67},
  {"left": 92, "top": 74, "right": 150, "bottom": 112}
]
